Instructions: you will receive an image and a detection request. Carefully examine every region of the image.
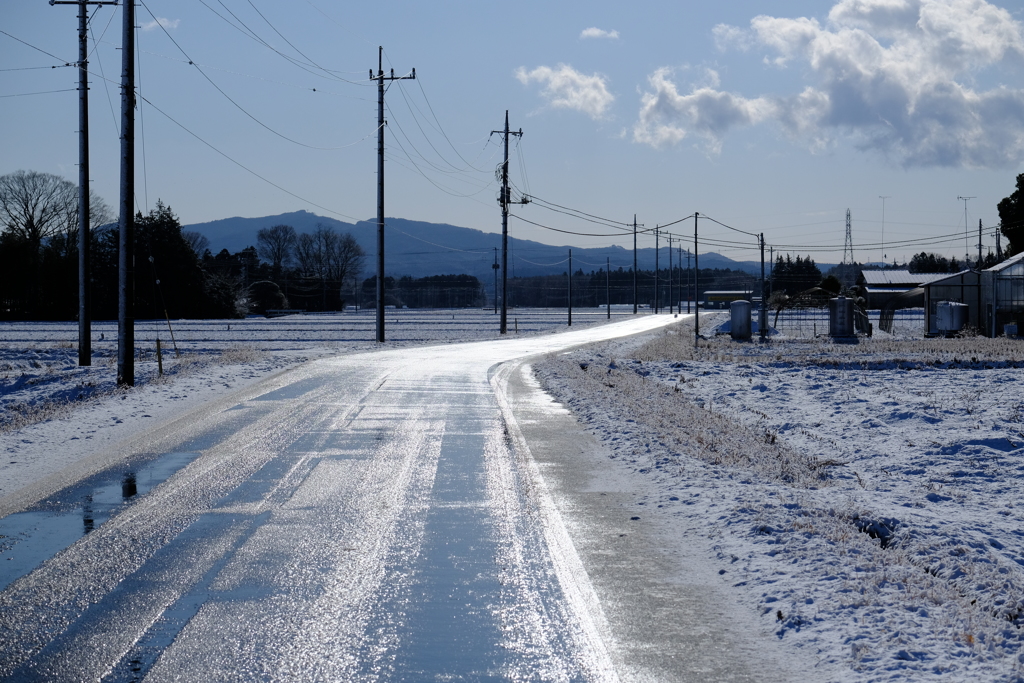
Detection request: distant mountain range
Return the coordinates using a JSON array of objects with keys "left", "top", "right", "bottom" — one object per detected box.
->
[{"left": 184, "top": 211, "right": 769, "bottom": 285}]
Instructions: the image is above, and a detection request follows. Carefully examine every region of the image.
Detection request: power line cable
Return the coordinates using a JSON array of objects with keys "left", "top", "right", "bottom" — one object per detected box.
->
[
  {"left": 0, "top": 29, "right": 71, "bottom": 64},
  {"left": 139, "top": 0, "right": 367, "bottom": 150},
  {"left": 0, "top": 88, "right": 77, "bottom": 98},
  {"left": 138, "top": 93, "right": 362, "bottom": 222}
]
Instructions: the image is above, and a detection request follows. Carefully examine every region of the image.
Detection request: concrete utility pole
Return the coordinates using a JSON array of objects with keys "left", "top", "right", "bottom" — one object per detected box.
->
[
  {"left": 632, "top": 215, "right": 638, "bottom": 314},
  {"left": 51, "top": 0, "right": 117, "bottom": 367},
  {"left": 685, "top": 247, "right": 690, "bottom": 314},
  {"left": 567, "top": 249, "right": 572, "bottom": 327},
  {"left": 978, "top": 219, "right": 983, "bottom": 266},
  {"left": 491, "top": 111, "right": 524, "bottom": 334},
  {"left": 372, "top": 46, "right": 415, "bottom": 342},
  {"left": 654, "top": 226, "right": 660, "bottom": 314},
  {"left": 694, "top": 212, "right": 700, "bottom": 345},
  {"left": 117, "top": 0, "right": 134, "bottom": 386},
  {"left": 668, "top": 234, "right": 673, "bottom": 315},
  {"left": 492, "top": 246, "right": 499, "bottom": 313},
  {"left": 760, "top": 233, "right": 767, "bottom": 342},
  {"left": 606, "top": 256, "right": 610, "bottom": 319}
]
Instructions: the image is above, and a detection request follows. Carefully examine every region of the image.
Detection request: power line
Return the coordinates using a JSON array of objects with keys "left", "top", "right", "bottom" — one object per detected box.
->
[
  {"left": 0, "top": 88, "right": 77, "bottom": 98},
  {"left": 138, "top": 0, "right": 364, "bottom": 150},
  {"left": 0, "top": 29, "right": 71, "bottom": 63},
  {"left": 138, "top": 94, "right": 362, "bottom": 222}
]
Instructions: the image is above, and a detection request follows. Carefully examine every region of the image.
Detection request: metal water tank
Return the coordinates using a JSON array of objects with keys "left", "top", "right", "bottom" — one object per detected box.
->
[
  {"left": 730, "top": 300, "right": 752, "bottom": 340},
  {"left": 829, "top": 296, "right": 854, "bottom": 337},
  {"left": 936, "top": 301, "right": 968, "bottom": 333}
]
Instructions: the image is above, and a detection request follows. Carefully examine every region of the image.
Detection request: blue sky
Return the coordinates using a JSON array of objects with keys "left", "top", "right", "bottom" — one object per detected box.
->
[{"left": 3, "top": 0, "right": 1023, "bottom": 266}]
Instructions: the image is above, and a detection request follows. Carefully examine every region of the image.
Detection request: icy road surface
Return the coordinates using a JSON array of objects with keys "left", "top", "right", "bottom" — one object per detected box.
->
[{"left": 0, "top": 315, "right": 795, "bottom": 682}]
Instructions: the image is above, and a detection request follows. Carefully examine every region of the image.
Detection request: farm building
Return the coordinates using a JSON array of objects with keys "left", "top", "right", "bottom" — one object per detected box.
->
[
  {"left": 921, "top": 253, "right": 1024, "bottom": 336},
  {"left": 858, "top": 270, "right": 948, "bottom": 309}
]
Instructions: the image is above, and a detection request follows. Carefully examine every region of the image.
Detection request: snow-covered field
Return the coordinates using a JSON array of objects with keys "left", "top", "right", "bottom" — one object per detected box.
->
[
  {"left": 0, "top": 308, "right": 621, "bottom": 499},
  {"left": 536, "top": 314, "right": 1024, "bottom": 681},
  {"left": 6, "top": 307, "right": 1024, "bottom": 680}
]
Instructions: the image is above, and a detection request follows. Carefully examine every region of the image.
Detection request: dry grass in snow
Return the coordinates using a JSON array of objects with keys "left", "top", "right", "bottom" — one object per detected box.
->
[{"left": 535, "top": 316, "right": 1024, "bottom": 681}]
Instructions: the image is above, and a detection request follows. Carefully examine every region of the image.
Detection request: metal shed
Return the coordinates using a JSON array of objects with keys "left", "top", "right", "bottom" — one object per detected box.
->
[
  {"left": 921, "top": 254, "right": 1024, "bottom": 337},
  {"left": 859, "top": 270, "right": 948, "bottom": 309}
]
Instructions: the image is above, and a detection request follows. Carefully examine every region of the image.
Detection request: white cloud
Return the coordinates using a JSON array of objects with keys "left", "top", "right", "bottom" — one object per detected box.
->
[
  {"left": 634, "top": 68, "right": 776, "bottom": 153},
  {"left": 640, "top": 0, "right": 1024, "bottom": 168},
  {"left": 515, "top": 64, "right": 615, "bottom": 119},
  {"left": 580, "top": 27, "right": 620, "bottom": 40},
  {"left": 141, "top": 17, "right": 180, "bottom": 31}
]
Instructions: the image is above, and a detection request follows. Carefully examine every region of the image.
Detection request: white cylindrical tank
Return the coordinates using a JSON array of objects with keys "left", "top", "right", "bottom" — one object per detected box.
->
[
  {"left": 731, "top": 300, "right": 752, "bottom": 340},
  {"left": 829, "top": 296, "right": 855, "bottom": 337},
  {"left": 936, "top": 301, "right": 969, "bottom": 333}
]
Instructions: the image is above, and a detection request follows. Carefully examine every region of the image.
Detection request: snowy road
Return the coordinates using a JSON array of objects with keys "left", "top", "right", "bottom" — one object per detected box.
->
[{"left": 0, "top": 314, "right": 768, "bottom": 682}]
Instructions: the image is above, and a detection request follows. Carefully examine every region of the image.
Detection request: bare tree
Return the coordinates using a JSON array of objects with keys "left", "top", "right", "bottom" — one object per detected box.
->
[
  {"left": 182, "top": 230, "right": 210, "bottom": 257},
  {"left": 0, "top": 170, "right": 110, "bottom": 248},
  {"left": 256, "top": 224, "right": 296, "bottom": 278},
  {"left": 293, "top": 224, "right": 365, "bottom": 309}
]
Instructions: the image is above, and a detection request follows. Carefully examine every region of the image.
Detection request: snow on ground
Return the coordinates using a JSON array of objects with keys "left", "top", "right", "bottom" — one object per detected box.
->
[
  {"left": 0, "top": 308, "right": 620, "bottom": 500},
  {"left": 535, "top": 314, "right": 1024, "bottom": 681}
]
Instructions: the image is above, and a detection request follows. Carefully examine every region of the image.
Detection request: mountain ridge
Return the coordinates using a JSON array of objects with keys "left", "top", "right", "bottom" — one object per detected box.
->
[{"left": 184, "top": 211, "right": 768, "bottom": 284}]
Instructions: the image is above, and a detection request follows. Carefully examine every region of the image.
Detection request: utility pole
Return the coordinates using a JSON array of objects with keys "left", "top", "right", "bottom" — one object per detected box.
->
[
  {"left": 116, "top": 0, "right": 134, "bottom": 386},
  {"left": 606, "top": 256, "right": 610, "bottom": 320},
  {"left": 959, "top": 196, "right": 975, "bottom": 264},
  {"left": 770, "top": 245, "right": 774, "bottom": 295},
  {"left": 654, "top": 226, "right": 660, "bottom": 314},
  {"left": 694, "top": 212, "right": 699, "bottom": 345},
  {"left": 492, "top": 111, "right": 524, "bottom": 334},
  {"left": 760, "top": 233, "right": 767, "bottom": 342},
  {"left": 52, "top": 0, "right": 116, "bottom": 367},
  {"left": 668, "top": 234, "right": 674, "bottom": 314},
  {"left": 632, "top": 215, "right": 638, "bottom": 314},
  {"left": 567, "top": 249, "right": 572, "bottom": 327},
  {"left": 978, "top": 219, "right": 983, "bottom": 266},
  {"left": 372, "top": 47, "right": 415, "bottom": 343},
  {"left": 686, "top": 247, "right": 691, "bottom": 314},
  {"left": 492, "top": 246, "right": 499, "bottom": 313},
  {"left": 879, "top": 195, "right": 890, "bottom": 262},
  {"left": 997, "top": 226, "right": 1003, "bottom": 260}
]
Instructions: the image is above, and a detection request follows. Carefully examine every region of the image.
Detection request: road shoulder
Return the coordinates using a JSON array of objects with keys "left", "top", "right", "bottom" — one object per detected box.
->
[{"left": 497, "top": 357, "right": 807, "bottom": 682}]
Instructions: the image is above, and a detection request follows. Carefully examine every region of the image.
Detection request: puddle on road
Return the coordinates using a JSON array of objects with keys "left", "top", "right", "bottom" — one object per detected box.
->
[{"left": 0, "top": 451, "right": 201, "bottom": 592}]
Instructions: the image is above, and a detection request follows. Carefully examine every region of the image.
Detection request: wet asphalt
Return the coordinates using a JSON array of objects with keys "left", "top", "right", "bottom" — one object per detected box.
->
[{"left": 0, "top": 315, "right": 790, "bottom": 681}]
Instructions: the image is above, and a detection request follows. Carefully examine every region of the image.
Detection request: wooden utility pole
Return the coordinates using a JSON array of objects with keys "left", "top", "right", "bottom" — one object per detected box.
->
[
  {"left": 372, "top": 47, "right": 415, "bottom": 342},
  {"left": 492, "top": 111, "right": 524, "bottom": 334},
  {"left": 51, "top": 0, "right": 117, "bottom": 367}
]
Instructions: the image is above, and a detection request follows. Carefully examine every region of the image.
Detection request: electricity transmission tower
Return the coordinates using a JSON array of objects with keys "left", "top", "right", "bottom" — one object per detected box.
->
[
  {"left": 843, "top": 208, "right": 854, "bottom": 266},
  {"left": 491, "top": 111, "right": 526, "bottom": 334},
  {"left": 51, "top": 0, "right": 117, "bottom": 367},
  {"left": 959, "top": 196, "right": 975, "bottom": 264},
  {"left": 371, "top": 46, "right": 415, "bottom": 342}
]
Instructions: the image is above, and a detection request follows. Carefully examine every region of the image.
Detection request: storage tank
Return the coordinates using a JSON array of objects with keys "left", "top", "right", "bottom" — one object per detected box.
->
[
  {"left": 829, "top": 296, "right": 855, "bottom": 337},
  {"left": 730, "top": 300, "right": 752, "bottom": 340},
  {"left": 936, "top": 301, "right": 968, "bottom": 333}
]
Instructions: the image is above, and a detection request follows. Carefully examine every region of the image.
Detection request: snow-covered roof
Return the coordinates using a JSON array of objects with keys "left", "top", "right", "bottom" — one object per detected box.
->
[
  {"left": 921, "top": 270, "right": 975, "bottom": 287},
  {"left": 984, "top": 251, "right": 1024, "bottom": 273},
  {"left": 860, "top": 270, "right": 947, "bottom": 286}
]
